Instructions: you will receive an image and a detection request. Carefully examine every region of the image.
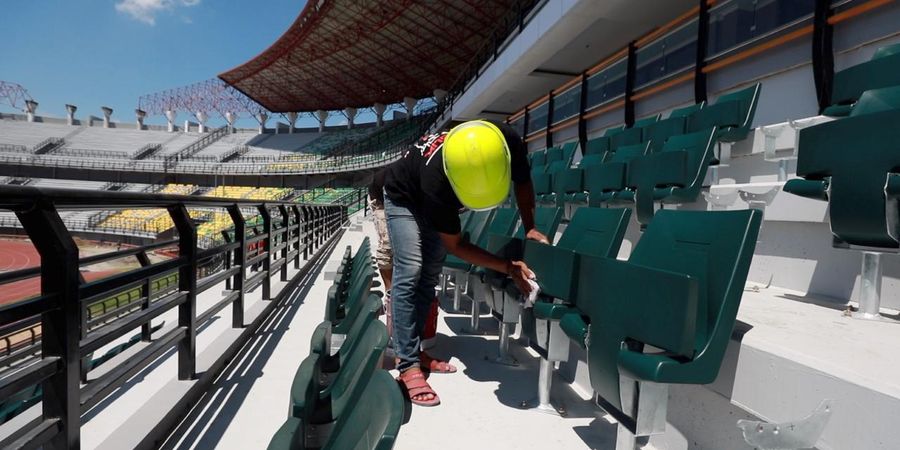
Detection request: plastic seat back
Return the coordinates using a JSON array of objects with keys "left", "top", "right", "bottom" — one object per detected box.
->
[
  {"left": 627, "top": 127, "right": 718, "bottom": 224},
  {"left": 515, "top": 207, "right": 564, "bottom": 241},
  {"left": 584, "top": 136, "right": 610, "bottom": 157},
  {"left": 545, "top": 146, "right": 564, "bottom": 163},
  {"left": 462, "top": 210, "right": 494, "bottom": 245},
  {"left": 688, "top": 83, "right": 760, "bottom": 142},
  {"left": 580, "top": 209, "right": 761, "bottom": 414},
  {"left": 322, "top": 370, "right": 404, "bottom": 450},
  {"left": 476, "top": 208, "right": 518, "bottom": 248},
  {"left": 793, "top": 90, "right": 900, "bottom": 248},
  {"left": 530, "top": 208, "right": 631, "bottom": 301},
  {"left": 830, "top": 45, "right": 900, "bottom": 112}
]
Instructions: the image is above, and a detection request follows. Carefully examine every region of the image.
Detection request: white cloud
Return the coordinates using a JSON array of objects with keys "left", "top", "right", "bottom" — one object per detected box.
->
[{"left": 115, "top": 0, "right": 201, "bottom": 26}]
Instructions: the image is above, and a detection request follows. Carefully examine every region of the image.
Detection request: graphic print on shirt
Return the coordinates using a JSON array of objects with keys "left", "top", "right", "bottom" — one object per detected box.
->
[{"left": 415, "top": 132, "right": 447, "bottom": 166}]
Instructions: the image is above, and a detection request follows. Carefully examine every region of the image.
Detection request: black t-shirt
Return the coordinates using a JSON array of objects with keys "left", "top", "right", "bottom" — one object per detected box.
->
[
  {"left": 384, "top": 120, "right": 530, "bottom": 234},
  {"left": 368, "top": 168, "right": 386, "bottom": 204}
]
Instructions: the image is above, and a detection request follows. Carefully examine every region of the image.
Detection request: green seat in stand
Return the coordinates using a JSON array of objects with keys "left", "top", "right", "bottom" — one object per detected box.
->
[{"left": 567, "top": 209, "right": 761, "bottom": 440}]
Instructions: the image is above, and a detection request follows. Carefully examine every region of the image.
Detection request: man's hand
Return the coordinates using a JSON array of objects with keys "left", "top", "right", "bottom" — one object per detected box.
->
[
  {"left": 507, "top": 260, "right": 536, "bottom": 294},
  {"left": 525, "top": 228, "right": 550, "bottom": 244}
]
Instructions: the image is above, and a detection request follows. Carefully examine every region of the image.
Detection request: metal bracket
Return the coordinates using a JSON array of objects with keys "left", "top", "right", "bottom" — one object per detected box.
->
[{"left": 737, "top": 399, "right": 834, "bottom": 450}]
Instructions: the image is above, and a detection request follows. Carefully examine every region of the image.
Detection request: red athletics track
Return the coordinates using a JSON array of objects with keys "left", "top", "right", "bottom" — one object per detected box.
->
[{"left": 0, "top": 239, "right": 115, "bottom": 306}]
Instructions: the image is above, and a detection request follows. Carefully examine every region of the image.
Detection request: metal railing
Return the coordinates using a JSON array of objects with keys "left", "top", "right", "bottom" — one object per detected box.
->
[
  {"left": 164, "top": 126, "right": 230, "bottom": 168},
  {"left": 0, "top": 185, "right": 346, "bottom": 449},
  {"left": 0, "top": 149, "right": 403, "bottom": 175}
]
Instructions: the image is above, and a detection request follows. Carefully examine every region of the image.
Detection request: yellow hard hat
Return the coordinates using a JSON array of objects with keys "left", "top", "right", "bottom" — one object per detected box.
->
[{"left": 443, "top": 120, "right": 511, "bottom": 211}]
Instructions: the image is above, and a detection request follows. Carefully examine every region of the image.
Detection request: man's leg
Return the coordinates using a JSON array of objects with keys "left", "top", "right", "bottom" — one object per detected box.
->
[
  {"left": 372, "top": 204, "right": 394, "bottom": 337},
  {"left": 414, "top": 220, "right": 446, "bottom": 338},
  {"left": 383, "top": 197, "right": 424, "bottom": 372},
  {"left": 373, "top": 205, "right": 393, "bottom": 293}
]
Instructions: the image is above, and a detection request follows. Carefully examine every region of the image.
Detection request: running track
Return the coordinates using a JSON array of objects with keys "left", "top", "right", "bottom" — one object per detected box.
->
[{"left": 0, "top": 239, "right": 114, "bottom": 306}]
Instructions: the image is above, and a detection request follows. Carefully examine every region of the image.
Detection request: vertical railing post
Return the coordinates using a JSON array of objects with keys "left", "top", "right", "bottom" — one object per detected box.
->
[
  {"left": 227, "top": 205, "right": 246, "bottom": 328},
  {"left": 278, "top": 205, "right": 290, "bottom": 282},
  {"left": 168, "top": 204, "right": 197, "bottom": 380},
  {"left": 17, "top": 204, "right": 81, "bottom": 450},
  {"left": 221, "top": 230, "right": 233, "bottom": 290},
  {"left": 136, "top": 250, "right": 153, "bottom": 341},
  {"left": 258, "top": 204, "right": 273, "bottom": 300},
  {"left": 302, "top": 206, "right": 310, "bottom": 260},
  {"left": 291, "top": 205, "right": 302, "bottom": 269},
  {"left": 695, "top": 0, "right": 711, "bottom": 105}
]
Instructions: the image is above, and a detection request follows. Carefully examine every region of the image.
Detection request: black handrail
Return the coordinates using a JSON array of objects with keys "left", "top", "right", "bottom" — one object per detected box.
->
[{"left": 0, "top": 184, "right": 346, "bottom": 449}]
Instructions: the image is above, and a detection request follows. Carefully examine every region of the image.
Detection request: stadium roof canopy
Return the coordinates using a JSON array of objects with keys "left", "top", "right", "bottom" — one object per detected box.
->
[{"left": 219, "top": 0, "right": 518, "bottom": 113}]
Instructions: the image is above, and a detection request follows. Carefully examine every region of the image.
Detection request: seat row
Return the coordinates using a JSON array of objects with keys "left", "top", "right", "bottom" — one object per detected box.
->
[
  {"left": 443, "top": 203, "right": 762, "bottom": 445},
  {"left": 269, "top": 238, "right": 404, "bottom": 450},
  {"left": 531, "top": 83, "right": 761, "bottom": 225}
]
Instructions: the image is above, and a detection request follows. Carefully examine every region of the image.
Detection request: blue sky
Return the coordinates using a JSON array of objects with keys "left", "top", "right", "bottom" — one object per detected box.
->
[{"left": 0, "top": 0, "right": 322, "bottom": 128}]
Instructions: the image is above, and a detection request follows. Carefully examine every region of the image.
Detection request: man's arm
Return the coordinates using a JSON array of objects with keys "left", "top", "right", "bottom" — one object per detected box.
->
[
  {"left": 514, "top": 180, "right": 550, "bottom": 244},
  {"left": 439, "top": 232, "right": 535, "bottom": 293}
]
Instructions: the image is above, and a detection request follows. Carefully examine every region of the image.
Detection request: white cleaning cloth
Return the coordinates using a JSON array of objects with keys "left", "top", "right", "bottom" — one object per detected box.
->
[{"left": 524, "top": 278, "right": 541, "bottom": 308}]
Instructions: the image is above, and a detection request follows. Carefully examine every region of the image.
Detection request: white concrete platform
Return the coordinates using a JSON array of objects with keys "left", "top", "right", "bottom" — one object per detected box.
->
[{"left": 39, "top": 211, "right": 900, "bottom": 450}]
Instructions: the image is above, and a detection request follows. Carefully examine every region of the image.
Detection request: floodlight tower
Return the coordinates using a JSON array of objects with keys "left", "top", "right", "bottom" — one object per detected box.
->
[
  {"left": 66, "top": 104, "right": 78, "bottom": 125},
  {"left": 101, "top": 106, "right": 113, "bottom": 128},
  {"left": 373, "top": 103, "right": 386, "bottom": 127},
  {"left": 135, "top": 109, "right": 146, "bottom": 130}
]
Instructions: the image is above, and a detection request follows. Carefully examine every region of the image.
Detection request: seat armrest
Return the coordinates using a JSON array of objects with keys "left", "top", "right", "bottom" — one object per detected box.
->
[
  {"left": 533, "top": 301, "right": 576, "bottom": 320},
  {"left": 290, "top": 355, "right": 322, "bottom": 419},
  {"left": 783, "top": 179, "right": 828, "bottom": 201},
  {"left": 559, "top": 312, "right": 589, "bottom": 348}
]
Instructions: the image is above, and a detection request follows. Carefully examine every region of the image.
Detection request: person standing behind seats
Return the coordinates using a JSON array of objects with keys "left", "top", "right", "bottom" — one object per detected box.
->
[
  {"left": 369, "top": 169, "right": 394, "bottom": 335},
  {"left": 384, "top": 119, "right": 548, "bottom": 407}
]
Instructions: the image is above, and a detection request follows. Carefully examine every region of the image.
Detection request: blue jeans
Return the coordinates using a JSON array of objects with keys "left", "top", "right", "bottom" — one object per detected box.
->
[{"left": 384, "top": 194, "right": 446, "bottom": 372}]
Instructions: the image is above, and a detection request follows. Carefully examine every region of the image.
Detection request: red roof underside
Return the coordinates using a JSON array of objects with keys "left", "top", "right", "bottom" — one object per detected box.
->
[{"left": 219, "top": 0, "right": 516, "bottom": 112}]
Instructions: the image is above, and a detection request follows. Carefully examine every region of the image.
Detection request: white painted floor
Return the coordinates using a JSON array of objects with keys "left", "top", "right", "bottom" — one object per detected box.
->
[{"left": 155, "top": 214, "right": 615, "bottom": 450}]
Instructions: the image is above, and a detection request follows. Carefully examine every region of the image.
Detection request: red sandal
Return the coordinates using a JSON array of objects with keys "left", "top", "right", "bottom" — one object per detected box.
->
[
  {"left": 398, "top": 368, "right": 440, "bottom": 407},
  {"left": 420, "top": 352, "right": 457, "bottom": 374}
]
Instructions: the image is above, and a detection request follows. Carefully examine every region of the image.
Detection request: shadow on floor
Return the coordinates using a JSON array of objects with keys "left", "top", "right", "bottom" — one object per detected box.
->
[
  {"left": 573, "top": 417, "right": 621, "bottom": 449},
  {"left": 159, "top": 239, "right": 338, "bottom": 450}
]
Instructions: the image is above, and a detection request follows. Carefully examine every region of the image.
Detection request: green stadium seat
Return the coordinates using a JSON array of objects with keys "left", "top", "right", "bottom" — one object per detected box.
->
[
  {"left": 555, "top": 152, "right": 608, "bottom": 209},
  {"left": 583, "top": 142, "right": 650, "bottom": 206},
  {"left": 642, "top": 103, "right": 705, "bottom": 152},
  {"left": 284, "top": 318, "right": 388, "bottom": 447},
  {"left": 583, "top": 135, "right": 610, "bottom": 158},
  {"left": 688, "top": 83, "right": 760, "bottom": 145},
  {"left": 445, "top": 208, "right": 519, "bottom": 330},
  {"left": 441, "top": 210, "right": 494, "bottom": 311},
  {"left": 318, "top": 370, "right": 404, "bottom": 450},
  {"left": 518, "top": 207, "right": 631, "bottom": 413},
  {"left": 785, "top": 86, "right": 900, "bottom": 320},
  {"left": 479, "top": 207, "right": 563, "bottom": 364},
  {"left": 530, "top": 150, "right": 548, "bottom": 176},
  {"left": 626, "top": 127, "right": 719, "bottom": 224},
  {"left": 825, "top": 43, "right": 900, "bottom": 116},
  {"left": 311, "top": 296, "right": 381, "bottom": 374},
  {"left": 569, "top": 209, "right": 761, "bottom": 441},
  {"left": 533, "top": 160, "right": 570, "bottom": 205}
]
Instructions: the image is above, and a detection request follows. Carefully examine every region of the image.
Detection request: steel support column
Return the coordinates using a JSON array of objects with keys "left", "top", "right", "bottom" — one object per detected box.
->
[
  {"left": 136, "top": 250, "right": 153, "bottom": 342},
  {"left": 227, "top": 205, "right": 246, "bottom": 327},
  {"left": 278, "top": 205, "right": 290, "bottom": 282},
  {"left": 292, "top": 205, "right": 303, "bottom": 269},
  {"left": 624, "top": 42, "right": 637, "bottom": 127},
  {"left": 813, "top": 0, "right": 835, "bottom": 113},
  {"left": 545, "top": 91, "right": 555, "bottom": 149},
  {"left": 16, "top": 205, "right": 81, "bottom": 450},
  {"left": 258, "top": 205, "right": 273, "bottom": 300},
  {"left": 168, "top": 205, "right": 197, "bottom": 380},
  {"left": 695, "top": 0, "right": 710, "bottom": 105},
  {"left": 577, "top": 73, "right": 589, "bottom": 155}
]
